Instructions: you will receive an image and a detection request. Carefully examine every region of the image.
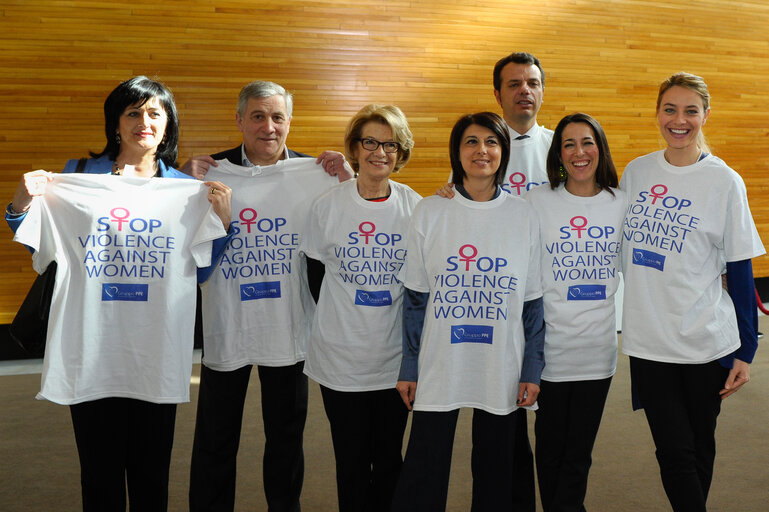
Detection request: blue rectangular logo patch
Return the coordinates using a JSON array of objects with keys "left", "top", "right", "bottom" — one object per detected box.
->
[
  {"left": 354, "top": 290, "right": 392, "bottom": 307},
  {"left": 632, "top": 248, "right": 666, "bottom": 271},
  {"left": 101, "top": 283, "right": 149, "bottom": 302},
  {"left": 240, "top": 281, "right": 281, "bottom": 301},
  {"left": 451, "top": 325, "right": 493, "bottom": 344},
  {"left": 567, "top": 284, "right": 606, "bottom": 301}
]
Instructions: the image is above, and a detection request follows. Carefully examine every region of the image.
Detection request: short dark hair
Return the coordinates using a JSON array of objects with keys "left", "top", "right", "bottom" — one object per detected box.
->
[
  {"left": 545, "top": 113, "right": 618, "bottom": 194},
  {"left": 91, "top": 76, "right": 179, "bottom": 168},
  {"left": 493, "top": 52, "right": 545, "bottom": 91},
  {"left": 449, "top": 112, "right": 511, "bottom": 187}
]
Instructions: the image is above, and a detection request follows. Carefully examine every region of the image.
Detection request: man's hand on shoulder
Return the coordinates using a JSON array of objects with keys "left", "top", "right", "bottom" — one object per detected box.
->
[
  {"left": 316, "top": 150, "right": 353, "bottom": 182},
  {"left": 181, "top": 155, "right": 218, "bottom": 180}
]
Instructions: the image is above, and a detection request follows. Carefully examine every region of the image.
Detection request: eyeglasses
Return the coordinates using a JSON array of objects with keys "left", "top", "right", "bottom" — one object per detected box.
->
[{"left": 358, "top": 138, "right": 401, "bottom": 153}]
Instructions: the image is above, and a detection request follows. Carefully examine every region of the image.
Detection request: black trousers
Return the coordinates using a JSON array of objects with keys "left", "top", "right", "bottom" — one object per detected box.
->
[
  {"left": 630, "top": 357, "right": 728, "bottom": 512},
  {"left": 189, "top": 362, "right": 308, "bottom": 512},
  {"left": 534, "top": 377, "right": 613, "bottom": 512},
  {"left": 69, "top": 397, "right": 177, "bottom": 512},
  {"left": 391, "top": 408, "right": 518, "bottom": 512},
  {"left": 320, "top": 386, "right": 409, "bottom": 512},
  {"left": 512, "top": 408, "right": 536, "bottom": 512}
]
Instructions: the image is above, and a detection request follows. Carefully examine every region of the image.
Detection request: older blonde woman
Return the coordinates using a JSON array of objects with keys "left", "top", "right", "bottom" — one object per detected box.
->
[{"left": 300, "top": 104, "right": 421, "bottom": 512}]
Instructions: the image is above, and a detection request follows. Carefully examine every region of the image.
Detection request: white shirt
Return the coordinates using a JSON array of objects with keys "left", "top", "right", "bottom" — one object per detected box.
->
[
  {"left": 13, "top": 173, "right": 225, "bottom": 405},
  {"left": 400, "top": 192, "right": 542, "bottom": 414},
  {"left": 200, "top": 158, "right": 338, "bottom": 369},
  {"left": 525, "top": 184, "right": 627, "bottom": 381},
  {"left": 300, "top": 179, "right": 422, "bottom": 391},
  {"left": 620, "top": 151, "right": 765, "bottom": 363},
  {"left": 500, "top": 123, "right": 554, "bottom": 197}
]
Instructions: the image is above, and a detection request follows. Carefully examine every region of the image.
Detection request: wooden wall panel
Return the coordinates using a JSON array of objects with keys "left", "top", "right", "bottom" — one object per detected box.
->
[{"left": 1, "top": 0, "right": 768, "bottom": 322}]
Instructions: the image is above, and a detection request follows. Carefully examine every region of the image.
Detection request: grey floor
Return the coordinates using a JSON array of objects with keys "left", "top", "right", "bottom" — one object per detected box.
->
[{"left": 1, "top": 318, "right": 768, "bottom": 511}]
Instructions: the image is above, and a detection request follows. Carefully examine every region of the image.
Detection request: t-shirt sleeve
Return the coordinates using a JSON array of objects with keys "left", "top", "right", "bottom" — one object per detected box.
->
[
  {"left": 190, "top": 196, "right": 228, "bottom": 268},
  {"left": 523, "top": 204, "right": 543, "bottom": 301},
  {"left": 723, "top": 175, "right": 765, "bottom": 262},
  {"left": 13, "top": 197, "right": 55, "bottom": 274},
  {"left": 299, "top": 196, "right": 324, "bottom": 260},
  {"left": 398, "top": 207, "right": 430, "bottom": 293}
]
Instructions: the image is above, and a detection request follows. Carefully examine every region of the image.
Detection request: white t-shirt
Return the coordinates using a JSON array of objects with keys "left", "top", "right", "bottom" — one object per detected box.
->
[
  {"left": 300, "top": 179, "right": 422, "bottom": 391},
  {"left": 525, "top": 184, "right": 626, "bottom": 381},
  {"left": 200, "top": 158, "right": 338, "bottom": 370},
  {"left": 620, "top": 151, "right": 765, "bottom": 363},
  {"left": 500, "top": 123, "right": 553, "bottom": 197},
  {"left": 13, "top": 173, "right": 225, "bottom": 405},
  {"left": 400, "top": 192, "right": 542, "bottom": 415}
]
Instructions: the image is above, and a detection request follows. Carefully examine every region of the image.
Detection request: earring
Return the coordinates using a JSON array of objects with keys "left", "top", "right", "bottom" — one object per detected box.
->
[
  {"left": 115, "top": 132, "right": 121, "bottom": 145},
  {"left": 559, "top": 165, "right": 567, "bottom": 182}
]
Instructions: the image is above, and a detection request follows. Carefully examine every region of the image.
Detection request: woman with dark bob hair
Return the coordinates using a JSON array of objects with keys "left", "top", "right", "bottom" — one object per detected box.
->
[
  {"left": 391, "top": 112, "right": 545, "bottom": 511},
  {"left": 301, "top": 104, "right": 421, "bottom": 511},
  {"left": 524, "top": 112, "right": 626, "bottom": 511},
  {"left": 6, "top": 76, "right": 232, "bottom": 510}
]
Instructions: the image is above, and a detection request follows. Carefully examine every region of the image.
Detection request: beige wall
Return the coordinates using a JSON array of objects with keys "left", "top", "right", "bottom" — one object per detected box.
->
[{"left": 1, "top": 0, "right": 768, "bottom": 321}]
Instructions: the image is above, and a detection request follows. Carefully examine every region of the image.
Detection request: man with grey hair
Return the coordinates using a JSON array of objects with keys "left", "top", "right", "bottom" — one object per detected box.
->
[
  {"left": 186, "top": 80, "right": 349, "bottom": 512},
  {"left": 182, "top": 80, "right": 348, "bottom": 174}
]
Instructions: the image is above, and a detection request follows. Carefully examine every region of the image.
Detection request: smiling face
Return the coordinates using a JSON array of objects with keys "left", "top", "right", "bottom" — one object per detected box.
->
[
  {"left": 237, "top": 95, "right": 291, "bottom": 166},
  {"left": 117, "top": 96, "right": 168, "bottom": 155},
  {"left": 459, "top": 123, "right": 502, "bottom": 183},
  {"left": 493, "top": 62, "right": 544, "bottom": 133},
  {"left": 560, "top": 122, "right": 600, "bottom": 193},
  {"left": 353, "top": 121, "right": 397, "bottom": 181},
  {"left": 657, "top": 85, "right": 710, "bottom": 153}
]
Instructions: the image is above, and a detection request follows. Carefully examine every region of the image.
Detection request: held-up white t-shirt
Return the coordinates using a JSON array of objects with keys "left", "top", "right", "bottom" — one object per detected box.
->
[
  {"left": 620, "top": 151, "right": 765, "bottom": 363},
  {"left": 200, "top": 158, "right": 337, "bottom": 370},
  {"left": 500, "top": 124, "right": 553, "bottom": 197},
  {"left": 13, "top": 173, "right": 225, "bottom": 405},
  {"left": 300, "top": 179, "right": 422, "bottom": 391},
  {"left": 525, "top": 184, "right": 626, "bottom": 381},
  {"left": 400, "top": 193, "right": 542, "bottom": 415}
]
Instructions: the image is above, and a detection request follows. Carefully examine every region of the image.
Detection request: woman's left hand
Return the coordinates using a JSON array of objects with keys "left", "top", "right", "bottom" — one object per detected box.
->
[
  {"left": 316, "top": 150, "right": 353, "bottom": 182},
  {"left": 204, "top": 181, "right": 232, "bottom": 230},
  {"left": 517, "top": 382, "right": 540, "bottom": 407},
  {"left": 720, "top": 358, "right": 750, "bottom": 399}
]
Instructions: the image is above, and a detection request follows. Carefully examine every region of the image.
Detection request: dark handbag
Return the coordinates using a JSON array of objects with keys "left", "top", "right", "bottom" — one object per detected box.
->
[
  {"left": 7, "top": 158, "right": 86, "bottom": 357},
  {"left": 9, "top": 262, "right": 57, "bottom": 357}
]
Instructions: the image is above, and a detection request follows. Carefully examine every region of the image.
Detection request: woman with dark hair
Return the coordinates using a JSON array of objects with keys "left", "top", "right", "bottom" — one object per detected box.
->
[
  {"left": 300, "top": 104, "right": 421, "bottom": 511},
  {"left": 524, "top": 112, "right": 626, "bottom": 511},
  {"left": 620, "top": 72, "right": 764, "bottom": 511},
  {"left": 6, "top": 76, "right": 232, "bottom": 511},
  {"left": 390, "top": 112, "right": 545, "bottom": 511}
]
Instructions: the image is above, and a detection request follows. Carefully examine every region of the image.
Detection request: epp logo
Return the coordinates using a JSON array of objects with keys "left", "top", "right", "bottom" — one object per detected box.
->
[
  {"left": 101, "top": 283, "right": 148, "bottom": 301},
  {"left": 567, "top": 285, "right": 606, "bottom": 301},
  {"left": 240, "top": 281, "right": 282, "bottom": 301},
  {"left": 450, "top": 325, "right": 494, "bottom": 344},
  {"left": 632, "top": 249, "right": 665, "bottom": 271},
  {"left": 354, "top": 289, "right": 392, "bottom": 307}
]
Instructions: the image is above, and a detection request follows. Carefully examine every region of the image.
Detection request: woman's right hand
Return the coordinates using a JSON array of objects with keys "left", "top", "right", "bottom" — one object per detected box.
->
[
  {"left": 435, "top": 182, "right": 455, "bottom": 199},
  {"left": 11, "top": 170, "right": 53, "bottom": 213},
  {"left": 396, "top": 380, "right": 417, "bottom": 411}
]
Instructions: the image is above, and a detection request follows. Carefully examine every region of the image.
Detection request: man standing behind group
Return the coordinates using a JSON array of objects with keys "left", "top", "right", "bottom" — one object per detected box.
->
[
  {"left": 493, "top": 52, "right": 553, "bottom": 197},
  {"left": 495, "top": 52, "right": 552, "bottom": 511},
  {"left": 185, "top": 81, "right": 349, "bottom": 512}
]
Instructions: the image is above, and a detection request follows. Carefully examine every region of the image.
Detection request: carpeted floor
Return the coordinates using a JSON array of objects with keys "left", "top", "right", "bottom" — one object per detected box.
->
[{"left": 1, "top": 319, "right": 768, "bottom": 511}]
